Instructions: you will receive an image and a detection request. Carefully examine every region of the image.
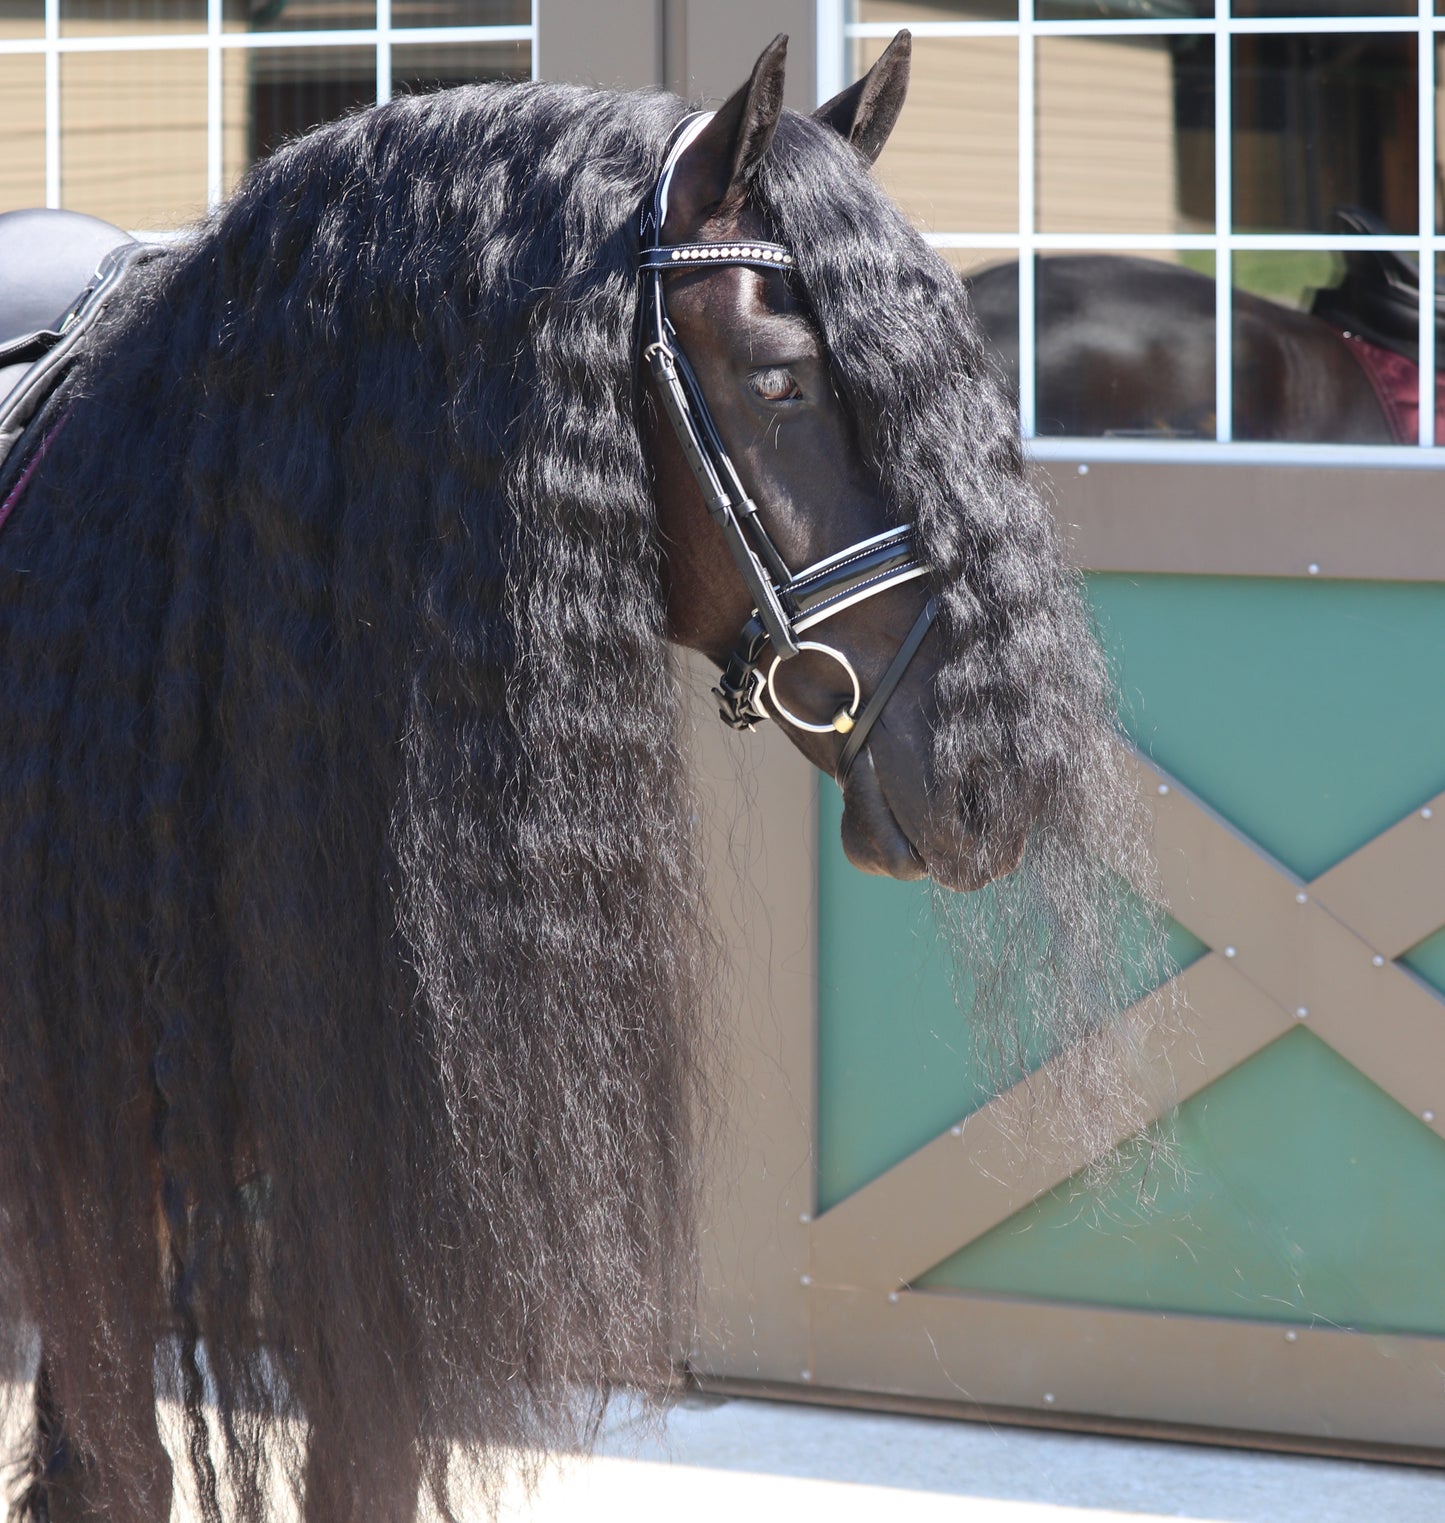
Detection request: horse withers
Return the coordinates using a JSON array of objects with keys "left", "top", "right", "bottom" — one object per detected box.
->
[{"left": 0, "top": 33, "right": 1157, "bottom": 1523}]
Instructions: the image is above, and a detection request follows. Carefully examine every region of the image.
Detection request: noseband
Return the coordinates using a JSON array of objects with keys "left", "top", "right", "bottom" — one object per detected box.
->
[{"left": 639, "top": 113, "right": 937, "bottom": 786}]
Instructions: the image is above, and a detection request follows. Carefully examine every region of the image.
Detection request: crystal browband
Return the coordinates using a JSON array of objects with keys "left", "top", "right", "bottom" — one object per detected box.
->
[{"left": 638, "top": 241, "right": 795, "bottom": 272}]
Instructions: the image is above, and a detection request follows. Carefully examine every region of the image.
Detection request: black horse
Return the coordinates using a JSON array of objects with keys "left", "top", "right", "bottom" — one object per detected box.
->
[
  {"left": 0, "top": 33, "right": 1157, "bottom": 1523},
  {"left": 968, "top": 252, "right": 1403, "bottom": 443}
]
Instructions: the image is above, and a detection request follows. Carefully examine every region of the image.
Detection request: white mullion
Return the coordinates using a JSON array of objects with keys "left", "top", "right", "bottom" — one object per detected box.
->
[
  {"left": 1418, "top": 0, "right": 1435, "bottom": 447},
  {"left": 1214, "top": 0, "right": 1232, "bottom": 444},
  {"left": 928, "top": 232, "right": 1443, "bottom": 252},
  {"left": 1028, "top": 436, "right": 1445, "bottom": 469},
  {"left": 0, "top": 25, "right": 533, "bottom": 54},
  {"left": 44, "top": 0, "right": 59, "bottom": 208},
  {"left": 817, "top": 0, "right": 846, "bottom": 106},
  {"left": 1018, "top": 0, "right": 1036, "bottom": 440},
  {"left": 376, "top": 0, "right": 392, "bottom": 105},
  {"left": 207, "top": 0, "right": 223, "bottom": 211},
  {"left": 847, "top": 17, "right": 1429, "bottom": 38}
]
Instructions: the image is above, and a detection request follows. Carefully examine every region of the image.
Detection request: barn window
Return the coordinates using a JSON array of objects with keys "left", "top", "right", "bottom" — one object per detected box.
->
[
  {"left": 0, "top": 0, "right": 532, "bottom": 233},
  {"left": 819, "top": 0, "right": 1445, "bottom": 458}
]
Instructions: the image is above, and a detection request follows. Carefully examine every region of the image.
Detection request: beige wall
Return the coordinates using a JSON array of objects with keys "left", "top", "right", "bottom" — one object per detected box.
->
[
  {"left": 537, "top": 0, "right": 817, "bottom": 108},
  {"left": 0, "top": 51, "right": 45, "bottom": 215}
]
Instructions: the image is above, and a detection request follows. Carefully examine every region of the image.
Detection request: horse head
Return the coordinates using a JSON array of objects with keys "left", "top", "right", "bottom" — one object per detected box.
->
[{"left": 649, "top": 34, "right": 1035, "bottom": 892}]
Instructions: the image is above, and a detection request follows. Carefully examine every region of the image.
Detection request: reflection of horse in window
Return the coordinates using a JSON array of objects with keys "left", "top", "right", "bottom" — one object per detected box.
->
[{"left": 968, "top": 221, "right": 1440, "bottom": 446}]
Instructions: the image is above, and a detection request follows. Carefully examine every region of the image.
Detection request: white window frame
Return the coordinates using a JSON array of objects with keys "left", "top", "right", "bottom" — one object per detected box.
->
[
  {"left": 819, "top": 0, "right": 1445, "bottom": 468},
  {"left": 1, "top": 0, "right": 535, "bottom": 228}
]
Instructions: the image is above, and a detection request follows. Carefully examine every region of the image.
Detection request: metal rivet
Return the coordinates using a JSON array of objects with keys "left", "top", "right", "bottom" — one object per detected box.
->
[
  {"left": 1373, "top": 954, "right": 1385, "bottom": 967},
  {"left": 1077, "top": 463, "right": 1089, "bottom": 475},
  {"left": 1423, "top": 807, "right": 1434, "bottom": 820},
  {"left": 1424, "top": 1110, "right": 1436, "bottom": 1124},
  {"left": 888, "top": 1291, "right": 901, "bottom": 1304},
  {"left": 1043, "top": 1392, "right": 1056, "bottom": 1404},
  {"left": 1285, "top": 1330, "right": 1298, "bottom": 1342},
  {"left": 1307, "top": 563, "right": 1320, "bottom": 575},
  {"left": 1157, "top": 783, "right": 1170, "bottom": 796},
  {"left": 1224, "top": 946, "right": 1237, "bottom": 959},
  {"left": 1295, "top": 892, "right": 1308, "bottom": 904},
  {"left": 1295, "top": 1007, "right": 1309, "bottom": 1020}
]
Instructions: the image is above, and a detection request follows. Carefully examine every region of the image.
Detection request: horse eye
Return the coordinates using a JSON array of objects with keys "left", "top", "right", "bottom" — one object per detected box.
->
[{"left": 749, "top": 367, "right": 802, "bottom": 403}]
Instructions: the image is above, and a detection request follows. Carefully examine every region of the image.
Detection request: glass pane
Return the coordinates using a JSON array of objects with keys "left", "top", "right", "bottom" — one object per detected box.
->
[
  {"left": 1438, "top": 42, "right": 1445, "bottom": 232},
  {"left": 1036, "top": 35, "right": 1213, "bottom": 234},
  {"left": 1233, "top": 34, "right": 1418, "bottom": 235},
  {"left": 956, "top": 252, "right": 1019, "bottom": 390},
  {"left": 222, "top": 45, "right": 374, "bottom": 195},
  {"left": 394, "top": 0, "right": 530, "bottom": 25},
  {"left": 1026, "top": 250, "right": 1216, "bottom": 437},
  {"left": 1234, "top": 250, "right": 1412, "bottom": 443},
  {"left": 222, "top": 0, "right": 375, "bottom": 32},
  {"left": 1038, "top": 0, "right": 1212, "bottom": 18},
  {"left": 858, "top": 0, "right": 1017, "bottom": 19},
  {"left": 1238, "top": 0, "right": 1411, "bottom": 15},
  {"left": 944, "top": 248, "right": 1015, "bottom": 281},
  {"left": 0, "top": 0, "right": 44, "bottom": 39},
  {"left": 391, "top": 40, "right": 529, "bottom": 94},
  {"left": 60, "top": 0, "right": 205, "bottom": 34},
  {"left": 859, "top": 35, "right": 1018, "bottom": 233},
  {"left": 61, "top": 49, "right": 207, "bottom": 229},
  {"left": 0, "top": 55, "right": 46, "bottom": 213}
]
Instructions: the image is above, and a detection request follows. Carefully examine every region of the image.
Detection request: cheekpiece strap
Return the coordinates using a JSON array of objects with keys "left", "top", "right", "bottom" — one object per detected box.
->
[{"left": 639, "top": 241, "right": 795, "bottom": 273}]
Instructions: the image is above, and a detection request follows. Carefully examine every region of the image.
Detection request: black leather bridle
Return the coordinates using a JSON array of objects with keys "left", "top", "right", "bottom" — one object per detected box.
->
[{"left": 640, "top": 113, "right": 937, "bottom": 785}]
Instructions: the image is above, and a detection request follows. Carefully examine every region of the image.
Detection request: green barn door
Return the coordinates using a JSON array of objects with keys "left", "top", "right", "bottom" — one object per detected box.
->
[
  {"left": 693, "top": 463, "right": 1445, "bottom": 1462},
  {"left": 797, "top": 557, "right": 1443, "bottom": 1449}
]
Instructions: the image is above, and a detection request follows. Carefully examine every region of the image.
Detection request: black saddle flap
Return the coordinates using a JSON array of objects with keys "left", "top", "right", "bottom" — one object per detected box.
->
[{"left": 0, "top": 208, "right": 135, "bottom": 360}]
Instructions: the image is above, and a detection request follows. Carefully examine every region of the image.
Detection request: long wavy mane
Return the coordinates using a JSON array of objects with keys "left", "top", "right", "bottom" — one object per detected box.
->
[
  {"left": 757, "top": 117, "right": 1166, "bottom": 1150},
  {"left": 0, "top": 75, "right": 1162, "bottom": 1523},
  {"left": 0, "top": 81, "right": 708, "bottom": 1520}
]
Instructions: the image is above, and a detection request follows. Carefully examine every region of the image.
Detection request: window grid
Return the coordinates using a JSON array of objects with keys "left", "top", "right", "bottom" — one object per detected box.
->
[
  {"left": 5, "top": 3, "right": 534, "bottom": 221},
  {"left": 826, "top": 0, "right": 1445, "bottom": 464}
]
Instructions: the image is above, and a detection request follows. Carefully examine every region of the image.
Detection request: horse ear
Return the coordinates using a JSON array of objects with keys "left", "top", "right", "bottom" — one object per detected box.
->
[
  {"left": 813, "top": 28, "right": 911, "bottom": 164},
  {"left": 663, "top": 34, "right": 789, "bottom": 231}
]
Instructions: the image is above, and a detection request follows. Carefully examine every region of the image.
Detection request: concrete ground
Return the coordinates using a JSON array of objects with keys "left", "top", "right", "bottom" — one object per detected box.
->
[
  {"left": 6, "top": 1380, "right": 1437, "bottom": 1519},
  {"left": 491, "top": 1394, "right": 1443, "bottom": 1522}
]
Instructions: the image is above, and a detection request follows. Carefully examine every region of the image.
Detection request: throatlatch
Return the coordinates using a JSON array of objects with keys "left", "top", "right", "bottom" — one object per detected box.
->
[{"left": 639, "top": 111, "right": 937, "bottom": 783}]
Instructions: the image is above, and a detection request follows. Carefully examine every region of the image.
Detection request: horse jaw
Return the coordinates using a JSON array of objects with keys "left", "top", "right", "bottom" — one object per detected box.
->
[
  {"left": 842, "top": 727, "right": 1028, "bottom": 893},
  {"left": 838, "top": 748, "right": 928, "bottom": 881}
]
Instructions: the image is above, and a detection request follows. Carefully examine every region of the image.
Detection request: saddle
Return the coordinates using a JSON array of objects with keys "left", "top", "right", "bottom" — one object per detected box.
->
[
  {"left": 0, "top": 208, "right": 152, "bottom": 500},
  {"left": 1308, "top": 206, "right": 1445, "bottom": 362}
]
